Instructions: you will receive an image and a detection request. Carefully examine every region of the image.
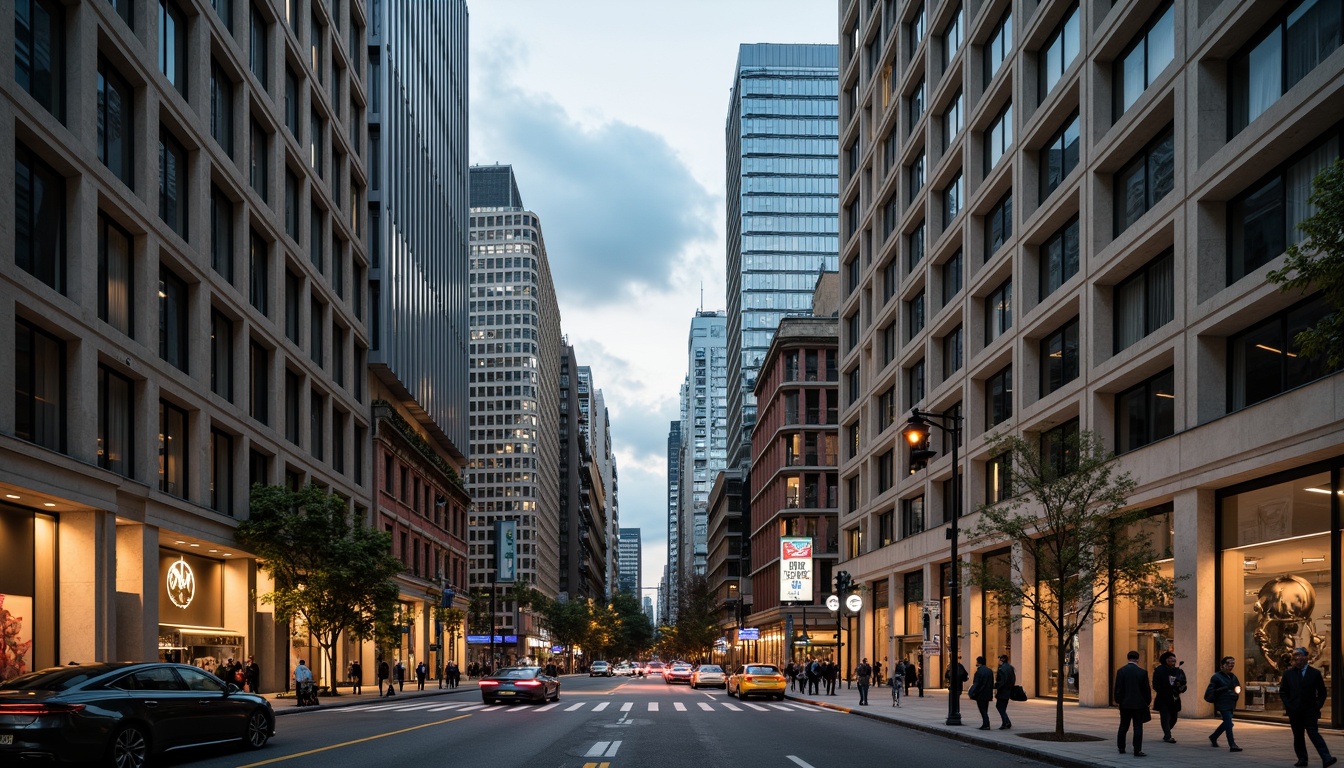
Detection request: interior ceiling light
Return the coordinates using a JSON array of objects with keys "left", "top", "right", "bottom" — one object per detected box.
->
[
  {"left": 1303, "top": 556, "right": 1326, "bottom": 564},
  {"left": 5, "top": 494, "right": 20, "bottom": 499}
]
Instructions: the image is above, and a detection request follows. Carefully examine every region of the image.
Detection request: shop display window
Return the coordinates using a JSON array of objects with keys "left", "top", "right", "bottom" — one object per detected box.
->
[{"left": 1111, "top": 505, "right": 1175, "bottom": 679}]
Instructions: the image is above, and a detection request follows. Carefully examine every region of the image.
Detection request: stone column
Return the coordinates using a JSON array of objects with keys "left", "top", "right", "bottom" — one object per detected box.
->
[
  {"left": 59, "top": 510, "right": 116, "bottom": 662},
  {"left": 115, "top": 522, "right": 159, "bottom": 661}
]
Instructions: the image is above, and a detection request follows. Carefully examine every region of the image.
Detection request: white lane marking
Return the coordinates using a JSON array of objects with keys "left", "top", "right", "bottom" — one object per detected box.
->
[
  {"left": 769, "top": 704, "right": 792, "bottom": 711},
  {"left": 505, "top": 704, "right": 532, "bottom": 712},
  {"left": 698, "top": 702, "right": 714, "bottom": 711},
  {"left": 457, "top": 704, "right": 486, "bottom": 711},
  {"left": 386, "top": 703, "right": 445, "bottom": 711},
  {"left": 787, "top": 756, "right": 817, "bottom": 768},
  {"left": 592, "top": 702, "right": 609, "bottom": 712},
  {"left": 480, "top": 705, "right": 506, "bottom": 712},
  {"left": 565, "top": 702, "right": 586, "bottom": 711},
  {"left": 536, "top": 702, "right": 562, "bottom": 711},
  {"left": 648, "top": 702, "right": 659, "bottom": 711},
  {"left": 743, "top": 702, "right": 769, "bottom": 711},
  {"left": 605, "top": 741, "right": 622, "bottom": 757},
  {"left": 674, "top": 702, "right": 687, "bottom": 711},
  {"left": 586, "top": 742, "right": 611, "bottom": 757},
  {"left": 722, "top": 702, "right": 742, "bottom": 711},
  {"left": 620, "top": 702, "right": 633, "bottom": 712},
  {"left": 426, "top": 703, "right": 469, "bottom": 711}
]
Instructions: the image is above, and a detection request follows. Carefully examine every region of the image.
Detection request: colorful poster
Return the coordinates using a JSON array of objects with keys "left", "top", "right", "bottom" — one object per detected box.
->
[
  {"left": 495, "top": 520, "right": 517, "bottom": 583},
  {"left": 780, "top": 537, "right": 814, "bottom": 603},
  {"left": 0, "top": 594, "right": 34, "bottom": 682}
]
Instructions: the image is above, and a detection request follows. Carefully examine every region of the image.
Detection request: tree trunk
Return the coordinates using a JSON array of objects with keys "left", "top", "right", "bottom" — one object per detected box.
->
[
  {"left": 1056, "top": 602, "right": 1067, "bottom": 737},
  {"left": 323, "top": 630, "right": 340, "bottom": 696}
]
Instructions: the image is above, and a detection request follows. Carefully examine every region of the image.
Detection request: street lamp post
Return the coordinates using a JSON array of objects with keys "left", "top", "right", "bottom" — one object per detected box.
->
[{"left": 901, "top": 408, "right": 963, "bottom": 727}]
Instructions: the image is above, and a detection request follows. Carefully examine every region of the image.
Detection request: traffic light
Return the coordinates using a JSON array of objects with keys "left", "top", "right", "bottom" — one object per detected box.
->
[
  {"left": 904, "top": 416, "right": 937, "bottom": 474},
  {"left": 834, "top": 570, "right": 854, "bottom": 594}
]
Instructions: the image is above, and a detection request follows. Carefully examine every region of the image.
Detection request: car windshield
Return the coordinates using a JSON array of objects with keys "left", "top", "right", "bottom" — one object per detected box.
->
[
  {"left": 744, "top": 665, "right": 779, "bottom": 675},
  {"left": 648, "top": 662, "right": 663, "bottom": 668},
  {"left": 494, "top": 668, "right": 539, "bottom": 680},
  {"left": 0, "top": 666, "right": 114, "bottom": 691},
  {"left": 672, "top": 665, "right": 691, "bottom": 670},
  {"left": 698, "top": 665, "right": 723, "bottom": 673}
]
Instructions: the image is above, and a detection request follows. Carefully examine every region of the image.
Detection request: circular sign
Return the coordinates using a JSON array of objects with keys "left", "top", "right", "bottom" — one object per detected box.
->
[
  {"left": 846, "top": 594, "right": 863, "bottom": 612},
  {"left": 825, "top": 594, "right": 840, "bottom": 611},
  {"left": 166, "top": 557, "right": 195, "bottom": 609}
]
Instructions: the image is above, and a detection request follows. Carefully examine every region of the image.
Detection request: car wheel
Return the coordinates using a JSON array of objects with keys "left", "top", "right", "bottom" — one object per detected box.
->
[
  {"left": 107, "top": 725, "right": 149, "bottom": 768},
  {"left": 244, "top": 710, "right": 271, "bottom": 749},
  {"left": 482, "top": 697, "right": 493, "bottom": 705}
]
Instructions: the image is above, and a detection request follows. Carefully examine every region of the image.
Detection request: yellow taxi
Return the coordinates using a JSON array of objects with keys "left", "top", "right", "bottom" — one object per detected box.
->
[{"left": 726, "top": 663, "right": 787, "bottom": 701}]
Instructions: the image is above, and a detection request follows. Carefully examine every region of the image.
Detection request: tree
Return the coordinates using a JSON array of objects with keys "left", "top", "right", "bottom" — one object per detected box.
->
[
  {"left": 533, "top": 596, "right": 590, "bottom": 672},
  {"left": 434, "top": 607, "right": 466, "bottom": 661},
  {"left": 466, "top": 589, "right": 492, "bottom": 634},
  {"left": 1268, "top": 158, "right": 1344, "bottom": 368},
  {"left": 667, "top": 575, "right": 721, "bottom": 661},
  {"left": 236, "top": 484, "right": 404, "bottom": 695},
  {"left": 961, "top": 431, "right": 1179, "bottom": 737},
  {"left": 609, "top": 592, "right": 654, "bottom": 660}
]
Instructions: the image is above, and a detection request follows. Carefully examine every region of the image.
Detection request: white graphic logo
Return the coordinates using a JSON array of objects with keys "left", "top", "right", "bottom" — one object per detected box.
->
[{"left": 166, "top": 557, "right": 195, "bottom": 609}]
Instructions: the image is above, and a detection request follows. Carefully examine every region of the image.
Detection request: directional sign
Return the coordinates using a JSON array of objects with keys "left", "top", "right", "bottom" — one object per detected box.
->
[{"left": 739, "top": 627, "right": 760, "bottom": 641}]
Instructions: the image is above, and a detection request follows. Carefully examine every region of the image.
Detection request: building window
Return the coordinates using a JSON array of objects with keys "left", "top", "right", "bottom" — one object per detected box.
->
[
  {"left": 1116, "top": 368, "right": 1175, "bottom": 453},
  {"left": 285, "top": 369, "right": 300, "bottom": 444},
  {"left": 210, "top": 187, "right": 234, "bottom": 282},
  {"left": 907, "top": 290, "right": 925, "bottom": 340},
  {"left": 984, "top": 103, "right": 1013, "bottom": 176},
  {"left": 1114, "top": 126, "right": 1174, "bottom": 236},
  {"left": 158, "top": 128, "right": 188, "bottom": 238},
  {"left": 211, "top": 0, "right": 231, "bottom": 30},
  {"left": 845, "top": 312, "right": 859, "bottom": 352},
  {"left": 943, "top": 250, "right": 963, "bottom": 305},
  {"left": 249, "top": 230, "right": 269, "bottom": 315},
  {"left": 332, "top": 411, "right": 345, "bottom": 474},
  {"left": 159, "top": 399, "right": 188, "bottom": 497},
  {"left": 1114, "top": 2, "right": 1175, "bottom": 119},
  {"left": 98, "top": 213, "right": 134, "bottom": 338},
  {"left": 310, "top": 299, "right": 324, "bottom": 366},
  {"left": 1039, "top": 4, "right": 1080, "bottom": 98},
  {"left": 284, "top": 67, "right": 300, "bottom": 139},
  {"left": 879, "top": 511, "right": 895, "bottom": 547},
  {"left": 211, "top": 309, "right": 234, "bottom": 402},
  {"left": 908, "top": 222, "right": 925, "bottom": 272},
  {"left": 15, "top": 0, "right": 64, "bottom": 122},
  {"left": 985, "top": 279, "right": 1012, "bottom": 344},
  {"left": 158, "top": 1, "right": 187, "bottom": 98},
  {"left": 250, "top": 340, "right": 269, "bottom": 425},
  {"left": 310, "top": 391, "right": 324, "bottom": 460},
  {"left": 98, "top": 365, "right": 133, "bottom": 477},
  {"left": 908, "top": 2, "right": 925, "bottom": 51},
  {"left": 210, "top": 62, "right": 234, "bottom": 156},
  {"left": 943, "top": 324, "right": 963, "bottom": 379},
  {"left": 333, "top": 325, "right": 345, "bottom": 387},
  {"left": 1040, "top": 418, "right": 1079, "bottom": 478},
  {"left": 882, "top": 323, "right": 897, "bottom": 367},
  {"left": 1040, "top": 112, "right": 1080, "bottom": 202},
  {"left": 877, "top": 387, "right": 896, "bottom": 434},
  {"left": 909, "top": 77, "right": 925, "bottom": 131},
  {"left": 249, "top": 3, "right": 268, "bottom": 85},
  {"left": 159, "top": 266, "right": 188, "bottom": 372},
  {"left": 310, "top": 109, "right": 325, "bottom": 178},
  {"left": 907, "top": 359, "right": 926, "bottom": 407},
  {"left": 309, "top": 10, "right": 324, "bottom": 82},
  {"left": 943, "top": 88, "right": 964, "bottom": 150},
  {"left": 285, "top": 270, "right": 301, "bottom": 342},
  {"left": 15, "top": 143, "right": 66, "bottom": 293},
  {"left": 97, "top": 60, "right": 133, "bottom": 186},
  {"left": 986, "top": 452, "right": 1011, "bottom": 503},
  {"left": 1114, "top": 249, "right": 1174, "bottom": 353},
  {"left": 1040, "top": 317, "right": 1080, "bottom": 397},
  {"left": 15, "top": 319, "right": 65, "bottom": 452},
  {"left": 943, "top": 4, "right": 963, "bottom": 68},
  {"left": 211, "top": 428, "right": 234, "bottom": 514},
  {"left": 985, "top": 192, "right": 1012, "bottom": 261},
  {"left": 944, "top": 171, "right": 963, "bottom": 225},
  {"left": 877, "top": 449, "right": 894, "bottom": 494},
  {"left": 901, "top": 496, "right": 925, "bottom": 538},
  {"left": 310, "top": 205, "right": 324, "bottom": 272},
  {"left": 882, "top": 193, "right": 899, "bottom": 241},
  {"left": 883, "top": 257, "right": 898, "bottom": 304},
  {"left": 1231, "top": 0, "right": 1341, "bottom": 133},
  {"left": 986, "top": 364, "right": 1012, "bottom": 429},
  {"left": 285, "top": 169, "right": 299, "bottom": 238},
  {"left": 984, "top": 10, "right": 1012, "bottom": 85},
  {"left": 354, "top": 426, "right": 365, "bottom": 486},
  {"left": 1040, "top": 216, "right": 1079, "bottom": 300},
  {"left": 1229, "top": 135, "right": 1341, "bottom": 285},
  {"left": 250, "top": 119, "right": 269, "bottom": 203},
  {"left": 1229, "top": 294, "right": 1338, "bottom": 412},
  {"left": 908, "top": 149, "right": 925, "bottom": 202}
]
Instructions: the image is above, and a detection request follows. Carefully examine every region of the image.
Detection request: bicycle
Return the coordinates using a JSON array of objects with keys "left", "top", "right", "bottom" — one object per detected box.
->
[{"left": 891, "top": 677, "right": 902, "bottom": 707}]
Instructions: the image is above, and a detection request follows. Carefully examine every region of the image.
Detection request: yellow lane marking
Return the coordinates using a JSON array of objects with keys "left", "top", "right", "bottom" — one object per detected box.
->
[
  {"left": 581, "top": 763, "right": 611, "bottom": 768},
  {"left": 234, "top": 714, "right": 472, "bottom": 767}
]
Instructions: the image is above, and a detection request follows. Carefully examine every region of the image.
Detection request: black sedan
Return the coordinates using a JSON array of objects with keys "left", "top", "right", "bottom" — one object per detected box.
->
[
  {"left": 0, "top": 662, "right": 275, "bottom": 767},
  {"left": 478, "top": 666, "right": 560, "bottom": 705}
]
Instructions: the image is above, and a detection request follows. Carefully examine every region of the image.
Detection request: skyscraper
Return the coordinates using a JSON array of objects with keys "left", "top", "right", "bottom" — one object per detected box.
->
[
  {"left": 665, "top": 421, "right": 682, "bottom": 618},
  {"left": 677, "top": 310, "right": 729, "bottom": 581},
  {"left": 558, "top": 340, "right": 607, "bottom": 602},
  {"left": 725, "top": 43, "right": 841, "bottom": 469},
  {"left": 467, "top": 164, "right": 563, "bottom": 664},
  {"left": 618, "top": 528, "right": 642, "bottom": 596}
]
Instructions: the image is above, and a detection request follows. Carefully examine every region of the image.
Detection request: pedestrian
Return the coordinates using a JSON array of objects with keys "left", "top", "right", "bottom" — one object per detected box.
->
[
  {"left": 825, "top": 658, "right": 838, "bottom": 695},
  {"left": 1280, "top": 647, "right": 1337, "bottom": 767},
  {"left": 293, "top": 658, "right": 314, "bottom": 704},
  {"left": 947, "top": 658, "right": 969, "bottom": 693},
  {"left": 395, "top": 659, "right": 406, "bottom": 692},
  {"left": 1151, "top": 651, "right": 1185, "bottom": 743},
  {"left": 806, "top": 658, "right": 821, "bottom": 695},
  {"left": 904, "top": 658, "right": 918, "bottom": 695},
  {"left": 350, "top": 659, "right": 362, "bottom": 695},
  {"left": 245, "top": 656, "right": 260, "bottom": 694},
  {"left": 1206, "top": 655, "right": 1242, "bottom": 751},
  {"left": 783, "top": 661, "right": 795, "bottom": 691},
  {"left": 873, "top": 659, "right": 882, "bottom": 689},
  {"left": 1115, "top": 649, "right": 1152, "bottom": 756},
  {"left": 855, "top": 657, "right": 872, "bottom": 705},
  {"left": 449, "top": 660, "right": 461, "bottom": 688},
  {"left": 994, "top": 654, "right": 1016, "bottom": 729},
  {"left": 379, "top": 659, "right": 395, "bottom": 697},
  {"left": 416, "top": 660, "right": 427, "bottom": 691},
  {"left": 969, "top": 656, "right": 994, "bottom": 728}
]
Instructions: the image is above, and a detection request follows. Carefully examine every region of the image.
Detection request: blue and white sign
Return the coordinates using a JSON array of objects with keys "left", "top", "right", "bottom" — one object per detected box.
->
[
  {"left": 739, "top": 627, "right": 760, "bottom": 641},
  {"left": 495, "top": 520, "right": 517, "bottom": 583},
  {"left": 466, "top": 634, "right": 519, "bottom": 644}
]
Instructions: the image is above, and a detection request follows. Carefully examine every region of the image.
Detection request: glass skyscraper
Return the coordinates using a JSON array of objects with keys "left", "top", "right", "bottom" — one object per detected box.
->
[{"left": 725, "top": 43, "right": 841, "bottom": 468}]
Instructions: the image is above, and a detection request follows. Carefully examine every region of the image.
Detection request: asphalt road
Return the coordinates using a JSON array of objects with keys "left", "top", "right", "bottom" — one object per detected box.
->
[{"left": 159, "top": 674, "right": 1049, "bottom": 768}]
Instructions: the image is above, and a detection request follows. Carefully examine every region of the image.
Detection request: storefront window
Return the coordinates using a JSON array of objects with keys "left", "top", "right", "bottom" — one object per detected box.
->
[
  {"left": 873, "top": 579, "right": 890, "bottom": 666},
  {"left": 1037, "top": 581, "right": 1081, "bottom": 699},
  {"left": 1220, "top": 469, "right": 1335, "bottom": 722},
  {"left": 982, "top": 549, "right": 1012, "bottom": 664},
  {"left": 0, "top": 506, "right": 57, "bottom": 674},
  {"left": 899, "top": 571, "right": 925, "bottom": 670},
  {"left": 1111, "top": 504, "right": 1175, "bottom": 679}
]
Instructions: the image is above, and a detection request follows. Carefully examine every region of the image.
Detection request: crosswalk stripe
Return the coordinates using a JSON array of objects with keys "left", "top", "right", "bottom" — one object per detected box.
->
[
  {"left": 536, "top": 702, "right": 562, "bottom": 711},
  {"left": 722, "top": 702, "right": 742, "bottom": 711},
  {"left": 389, "top": 703, "right": 445, "bottom": 711},
  {"left": 426, "top": 703, "right": 469, "bottom": 711},
  {"left": 457, "top": 704, "right": 487, "bottom": 711},
  {"left": 592, "top": 702, "right": 609, "bottom": 712},
  {"left": 768, "top": 704, "right": 792, "bottom": 711},
  {"left": 648, "top": 702, "right": 659, "bottom": 711},
  {"left": 505, "top": 704, "right": 532, "bottom": 712},
  {"left": 620, "top": 702, "right": 633, "bottom": 712},
  {"left": 698, "top": 703, "right": 714, "bottom": 711},
  {"left": 744, "top": 702, "right": 769, "bottom": 711},
  {"left": 565, "top": 702, "right": 585, "bottom": 711},
  {"left": 673, "top": 702, "right": 686, "bottom": 712},
  {"left": 480, "top": 706, "right": 507, "bottom": 712}
]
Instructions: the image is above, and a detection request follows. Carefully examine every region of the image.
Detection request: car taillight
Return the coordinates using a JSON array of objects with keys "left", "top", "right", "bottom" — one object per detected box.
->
[
  {"left": 743, "top": 676, "right": 754, "bottom": 682},
  {"left": 479, "top": 680, "right": 499, "bottom": 687},
  {"left": 0, "top": 703, "right": 87, "bottom": 716},
  {"left": 514, "top": 680, "right": 541, "bottom": 688}
]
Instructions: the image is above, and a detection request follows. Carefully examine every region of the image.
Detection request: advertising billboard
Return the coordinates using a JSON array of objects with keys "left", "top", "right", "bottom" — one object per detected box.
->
[
  {"left": 779, "top": 536, "right": 813, "bottom": 602},
  {"left": 495, "top": 520, "right": 517, "bottom": 583}
]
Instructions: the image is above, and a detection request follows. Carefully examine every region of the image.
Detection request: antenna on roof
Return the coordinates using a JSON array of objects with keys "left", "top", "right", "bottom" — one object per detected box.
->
[{"left": 700, "top": 282, "right": 704, "bottom": 312}]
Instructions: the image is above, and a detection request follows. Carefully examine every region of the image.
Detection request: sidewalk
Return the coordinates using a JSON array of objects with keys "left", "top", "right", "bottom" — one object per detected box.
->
[{"left": 786, "top": 681, "right": 1344, "bottom": 768}]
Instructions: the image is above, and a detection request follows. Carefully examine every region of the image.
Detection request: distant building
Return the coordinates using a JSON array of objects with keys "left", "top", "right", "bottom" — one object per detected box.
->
[
  {"left": 665, "top": 421, "right": 682, "bottom": 617},
  {"left": 558, "top": 341, "right": 606, "bottom": 601},
  {"left": 618, "top": 528, "right": 642, "bottom": 596},
  {"left": 677, "top": 311, "right": 728, "bottom": 582}
]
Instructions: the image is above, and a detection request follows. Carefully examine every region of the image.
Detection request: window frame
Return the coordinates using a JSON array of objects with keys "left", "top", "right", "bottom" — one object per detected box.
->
[
  {"left": 1116, "top": 367, "right": 1175, "bottom": 454},
  {"left": 1039, "top": 216, "right": 1080, "bottom": 300},
  {"left": 1113, "top": 248, "right": 1174, "bottom": 353},
  {"left": 1113, "top": 2, "right": 1175, "bottom": 120},
  {"left": 1113, "top": 125, "right": 1175, "bottom": 236},
  {"left": 1039, "top": 111, "right": 1080, "bottom": 203},
  {"left": 1039, "top": 316, "right": 1080, "bottom": 397},
  {"left": 15, "top": 142, "right": 67, "bottom": 293},
  {"left": 97, "top": 58, "right": 134, "bottom": 187},
  {"left": 986, "top": 364, "right": 1013, "bottom": 429},
  {"left": 15, "top": 0, "right": 65, "bottom": 122}
]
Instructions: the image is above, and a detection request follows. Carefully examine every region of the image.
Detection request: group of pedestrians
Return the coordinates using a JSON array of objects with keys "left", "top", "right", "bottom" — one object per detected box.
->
[
  {"left": 216, "top": 655, "right": 260, "bottom": 693},
  {"left": 966, "top": 654, "right": 1017, "bottom": 730}
]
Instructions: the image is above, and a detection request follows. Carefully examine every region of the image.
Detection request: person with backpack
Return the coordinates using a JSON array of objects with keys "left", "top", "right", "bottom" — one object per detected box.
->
[
  {"left": 1152, "top": 651, "right": 1186, "bottom": 743},
  {"left": 806, "top": 658, "right": 821, "bottom": 695},
  {"left": 379, "top": 659, "right": 395, "bottom": 696},
  {"left": 1206, "top": 655, "right": 1243, "bottom": 752},
  {"left": 415, "top": 660, "right": 427, "bottom": 690}
]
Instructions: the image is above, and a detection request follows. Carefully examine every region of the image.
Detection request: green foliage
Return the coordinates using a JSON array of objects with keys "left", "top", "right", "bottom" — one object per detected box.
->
[
  {"left": 609, "top": 592, "right": 654, "bottom": 659},
  {"left": 961, "top": 431, "right": 1180, "bottom": 736},
  {"left": 236, "top": 484, "right": 404, "bottom": 692},
  {"left": 662, "top": 576, "right": 721, "bottom": 660},
  {"left": 1267, "top": 158, "right": 1344, "bottom": 369},
  {"left": 466, "top": 589, "right": 492, "bottom": 634}
]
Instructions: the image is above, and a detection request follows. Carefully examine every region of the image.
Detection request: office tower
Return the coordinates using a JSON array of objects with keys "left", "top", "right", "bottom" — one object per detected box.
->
[
  {"left": 618, "top": 528, "right": 642, "bottom": 596},
  {"left": 467, "top": 164, "right": 562, "bottom": 664},
  {"left": 1, "top": 0, "right": 369, "bottom": 683},
  {"left": 677, "top": 310, "right": 729, "bottom": 581},
  {"left": 558, "top": 340, "right": 606, "bottom": 601},
  {"left": 579, "top": 366, "right": 619, "bottom": 597},
  {"left": 725, "top": 43, "right": 841, "bottom": 469},
  {"left": 366, "top": 0, "right": 470, "bottom": 677},
  {"left": 643, "top": 596, "right": 655, "bottom": 625},
  {"left": 837, "top": 0, "right": 1344, "bottom": 718},
  {"left": 665, "top": 420, "right": 682, "bottom": 615}
]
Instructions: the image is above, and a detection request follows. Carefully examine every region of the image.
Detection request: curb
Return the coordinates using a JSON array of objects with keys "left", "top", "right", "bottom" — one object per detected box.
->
[{"left": 785, "top": 694, "right": 1099, "bottom": 768}]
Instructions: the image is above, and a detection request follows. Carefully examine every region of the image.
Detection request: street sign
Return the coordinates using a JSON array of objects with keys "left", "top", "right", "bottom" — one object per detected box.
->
[
  {"left": 739, "top": 627, "right": 760, "bottom": 641},
  {"left": 825, "top": 594, "right": 840, "bottom": 611},
  {"left": 922, "top": 637, "right": 941, "bottom": 654},
  {"left": 845, "top": 594, "right": 863, "bottom": 612}
]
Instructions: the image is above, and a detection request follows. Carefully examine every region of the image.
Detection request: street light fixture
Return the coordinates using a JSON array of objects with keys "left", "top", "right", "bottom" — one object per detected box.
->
[{"left": 901, "top": 408, "right": 963, "bottom": 727}]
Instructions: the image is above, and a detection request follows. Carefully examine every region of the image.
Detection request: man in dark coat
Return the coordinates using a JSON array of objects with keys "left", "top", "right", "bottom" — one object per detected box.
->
[
  {"left": 969, "top": 656, "right": 995, "bottom": 729},
  {"left": 855, "top": 657, "right": 872, "bottom": 705},
  {"left": 1114, "top": 649, "right": 1153, "bottom": 756},
  {"left": 994, "top": 654, "right": 1016, "bottom": 729},
  {"left": 378, "top": 659, "right": 394, "bottom": 696},
  {"left": 1151, "top": 651, "right": 1185, "bottom": 743},
  {"left": 1280, "top": 647, "right": 1337, "bottom": 767},
  {"left": 349, "top": 659, "right": 362, "bottom": 695}
]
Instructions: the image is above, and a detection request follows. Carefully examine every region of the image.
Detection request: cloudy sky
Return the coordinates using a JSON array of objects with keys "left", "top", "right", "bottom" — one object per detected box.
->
[{"left": 468, "top": 1, "right": 838, "bottom": 613}]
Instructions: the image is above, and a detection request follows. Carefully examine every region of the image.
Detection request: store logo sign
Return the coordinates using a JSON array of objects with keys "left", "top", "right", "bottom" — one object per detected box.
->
[{"left": 166, "top": 557, "right": 195, "bottom": 609}]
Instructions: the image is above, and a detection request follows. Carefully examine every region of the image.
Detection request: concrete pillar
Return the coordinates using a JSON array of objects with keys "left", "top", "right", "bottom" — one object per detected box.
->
[
  {"left": 59, "top": 510, "right": 116, "bottom": 662},
  {"left": 1176, "top": 486, "right": 1217, "bottom": 716},
  {"left": 115, "top": 522, "right": 158, "bottom": 661}
]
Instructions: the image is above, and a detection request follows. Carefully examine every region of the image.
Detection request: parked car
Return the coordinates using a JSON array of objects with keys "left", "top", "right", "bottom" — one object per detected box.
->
[
  {"left": 727, "top": 663, "right": 787, "bottom": 700},
  {"left": 0, "top": 662, "right": 275, "bottom": 766},
  {"left": 589, "top": 661, "right": 613, "bottom": 677},
  {"left": 644, "top": 661, "right": 666, "bottom": 678},
  {"left": 690, "top": 664, "right": 727, "bottom": 689},
  {"left": 613, "top": 662, "right": 636, "bottom": 676},
  {"left": 479, "top": 666, "right": 561, "bottom": 704},
  {"left": 665, "top": 663, "right": 694, "bottom": 685}
]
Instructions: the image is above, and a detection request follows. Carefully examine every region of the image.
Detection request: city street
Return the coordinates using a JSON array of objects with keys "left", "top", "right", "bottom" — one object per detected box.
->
[{"left": 156, "top": 675, "right": 1047, "bottom": 768}]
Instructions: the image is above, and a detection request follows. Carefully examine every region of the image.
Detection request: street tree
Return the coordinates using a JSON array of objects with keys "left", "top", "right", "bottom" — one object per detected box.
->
[
  {"left": 466, "top": 589, "right": 492, "bottom": 635},
  {"left": 610, "top": 592, "right": 654, "bottom": 659},
  {"left": 668, "top": 575, "right": 721, "bottom": 661},
  {"left": 1267, "top": 158, "right": 1344, "bottom": 368},
  {"left": 534, "top": 596, "right": 590, "bottom": 672},
  {"left": 961, "top": 431, "right": 1179, "bottom": 738},
  {"left": 236, "top": 484, "right": 404, "bottom": 695}
]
